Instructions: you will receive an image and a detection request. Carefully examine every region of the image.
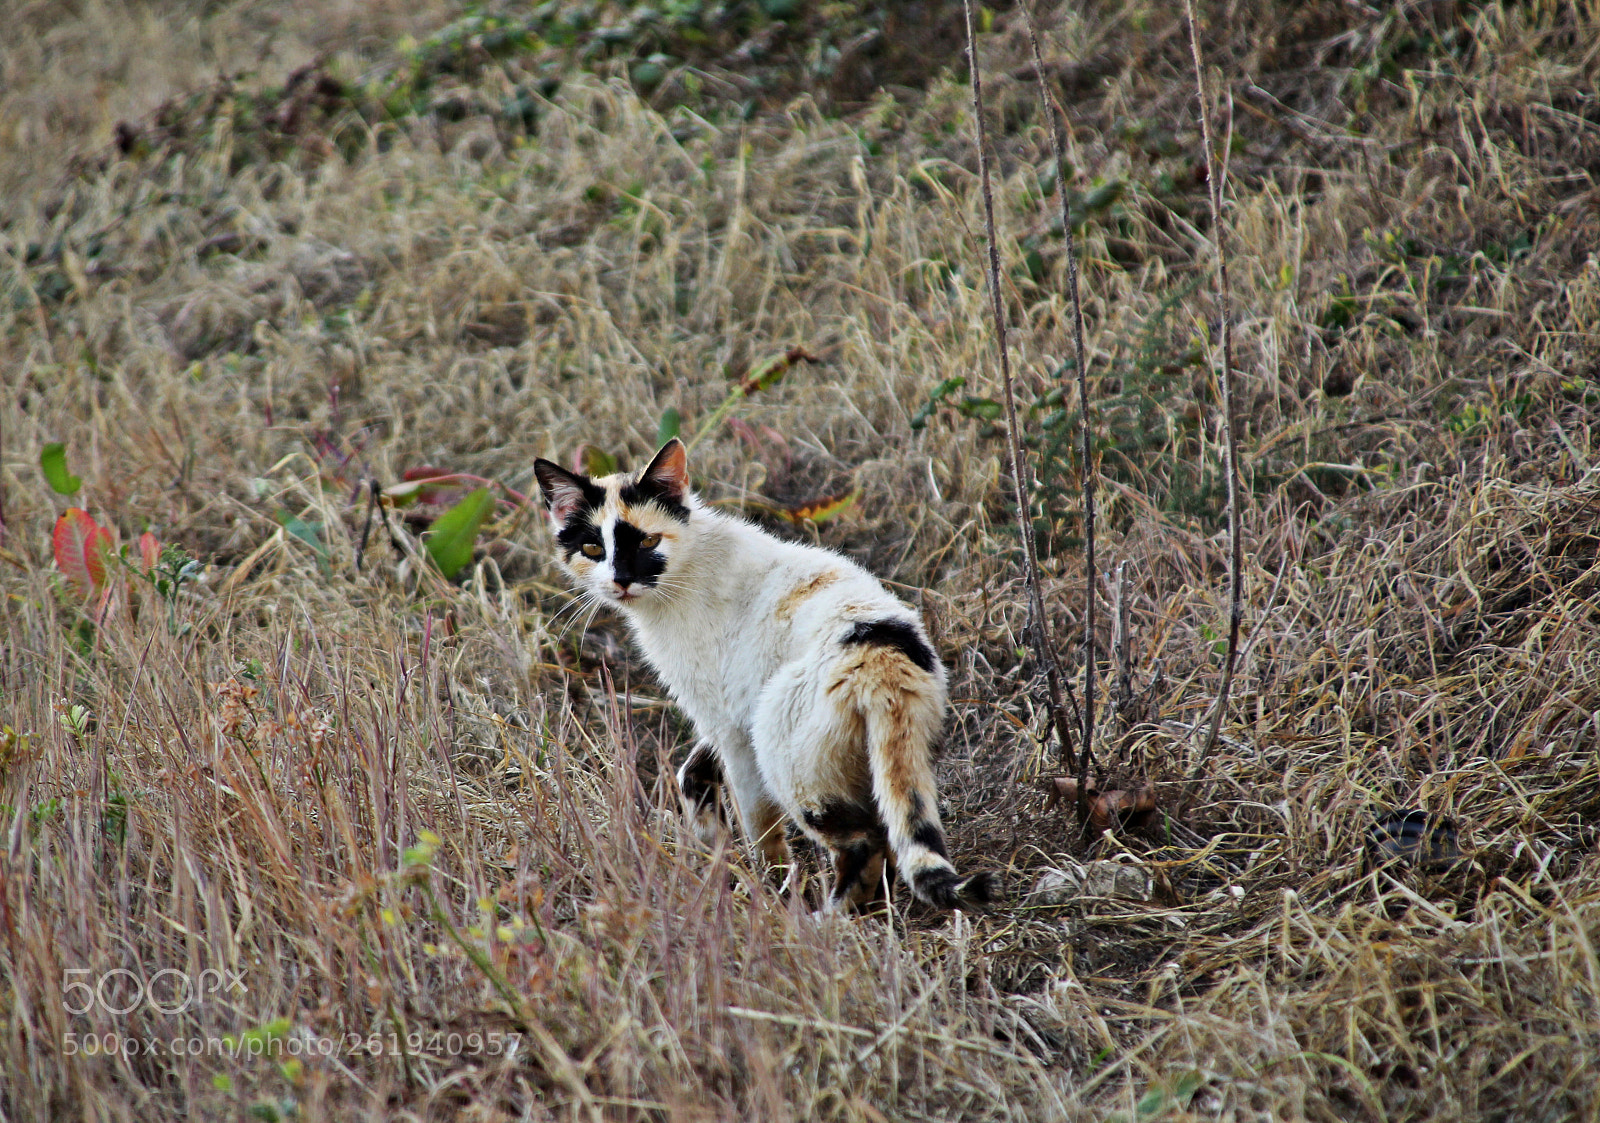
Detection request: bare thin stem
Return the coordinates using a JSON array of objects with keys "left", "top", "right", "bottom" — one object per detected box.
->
[
  {"left": 1021, "top": 2, "right": 1099, "bottom": 820},
  {"left": 961, "top": 0, "right": 1077, "bottom": 778},
  {"left": 1182, "top": 0, "right": 1244, "bottom": 779},
  {"left": 0, "top": 392, "right": 7, "bottom": 547}
]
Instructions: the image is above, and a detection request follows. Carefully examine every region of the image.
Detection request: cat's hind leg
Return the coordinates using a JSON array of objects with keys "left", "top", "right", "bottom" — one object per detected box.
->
[
  {"left": 826, "top": 834, "right": 888, "bottom": 911},
  {"left": 796, "top": 799, "right": 890, "bottom": 911}
]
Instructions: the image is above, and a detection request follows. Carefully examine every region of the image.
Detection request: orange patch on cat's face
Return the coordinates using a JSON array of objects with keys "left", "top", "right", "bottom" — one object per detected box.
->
[{"left": 615, "top": 503, "right": 681, "bottom": 537}]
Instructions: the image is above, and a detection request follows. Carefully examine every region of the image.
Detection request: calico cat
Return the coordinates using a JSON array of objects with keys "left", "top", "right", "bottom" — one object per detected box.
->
[{"left": 534, "top": 439, "right": 993, "bottom": 910}]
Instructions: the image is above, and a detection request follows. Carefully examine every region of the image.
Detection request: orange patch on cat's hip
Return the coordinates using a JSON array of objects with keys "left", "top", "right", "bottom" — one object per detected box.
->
[{"left": 774, "top": 569, "right": 844, "bottom": 621}]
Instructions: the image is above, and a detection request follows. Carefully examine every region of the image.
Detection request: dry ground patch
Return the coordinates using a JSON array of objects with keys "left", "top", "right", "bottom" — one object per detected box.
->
[{"left": 3, "top": 1, "right": 1599, "bottom": 1119}]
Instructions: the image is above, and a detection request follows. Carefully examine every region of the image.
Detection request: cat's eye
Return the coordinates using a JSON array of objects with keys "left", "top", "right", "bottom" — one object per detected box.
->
[
  {"left": 580, "top": 543, "right": 605, "bottom": 559},
  {"left": 640, "top": 534, "right": 662, "bottom": 550}
]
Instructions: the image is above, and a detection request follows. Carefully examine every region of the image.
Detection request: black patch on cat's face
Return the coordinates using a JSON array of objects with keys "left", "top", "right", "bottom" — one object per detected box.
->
[
  {"left": 619, "top": 478, "right": 690, "bottom": 523},
  {"left": 554, "top": 506, "right": 604, "bottom": 560},
  {"left": 535, "top": 461, "right": 607, "bottom": 560},
  {"left": 840, "top": 619, "right": 937, "bottom": 674},
  {"left": 609, "top": 519, "right": 667, "bottom": 588}
]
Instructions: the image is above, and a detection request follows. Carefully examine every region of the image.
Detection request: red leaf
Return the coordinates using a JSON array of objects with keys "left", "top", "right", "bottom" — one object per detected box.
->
[
  {"left": 778, "top": 489, "right": 860, "bottom": 525},
  {"left": 53, "top": 509, "right": 113, "bottom": 596},
  {"left": 398, "top": 466, "right": 462, "bottom": 506},
  {"left": 138, "top": 532, "right": 160, "bottom": 572},
  {"left": 725, "top": 417, "right": 761, "bottom": 449}
]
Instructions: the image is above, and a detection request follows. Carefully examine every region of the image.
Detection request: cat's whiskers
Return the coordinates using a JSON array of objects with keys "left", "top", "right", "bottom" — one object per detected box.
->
[
  {"left": 549, "top": 589, "right": 607, "bottom": 639},
  {"left": 643, "top": 575, "right": 693, "bottom": 610},
  {"left": 576, "top": 596, "right": 604, "bottom": 639},
  {"left": 545, "top": 591, "right": 593, "bottom": 633}
]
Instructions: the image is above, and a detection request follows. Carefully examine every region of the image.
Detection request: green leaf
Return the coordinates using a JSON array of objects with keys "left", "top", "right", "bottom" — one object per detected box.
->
[
  {"left": 1083, "top": 180, "right": 1124, "bottom": 211},
  {"left": 929, "top": 376, "right": 967, "bottom": 402},
  {"left": 743, "top": 355, "right": 791, "bottom": 394},
  {"left": 425, "top": 488, "right": 494, "bottom": 579},
  {"left": 1173, "top": 1070, "right": 1205, "bottom": 1104},
  {"left": 738, "top": 347, "right": 819, "bottom": 396},
  {"left": 229, "top": 1017, "right": 292, "bottom": 1052},
  {"left": 274, "top": 512, "right": 328, "bottom": 563},
  {"left": 40, "top": 443, "right": 82, "bottom": 496},
  {"left": 1017, "top": 248, "right": 1046, "bottom": 283},
  {"left": 1136, "top": 1086, "right": 1168, "bottom": 1117},
  {"left": 576, "top": 445, "right": 618, "bottom": 477},
  {"left": 657, "top": 407, "right": 682, "bottom": 445},
  {"left": 957, "top": 397, "right": 1003, "bottom": 421},
  {"left": 404, "top": 829, "right": 442, "bottom": 869}
]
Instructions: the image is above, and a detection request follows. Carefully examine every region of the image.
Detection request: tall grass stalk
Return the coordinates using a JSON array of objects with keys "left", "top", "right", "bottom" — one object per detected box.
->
[
  {"left": 1022, "top": 0, "right": 1100, "bottom": 816},
  {"left": 961, "top": 0, "right": 1078, "bottom": 780},
  {"left": 1182, "top": 0, "right": 1244, "bottom": 776}
]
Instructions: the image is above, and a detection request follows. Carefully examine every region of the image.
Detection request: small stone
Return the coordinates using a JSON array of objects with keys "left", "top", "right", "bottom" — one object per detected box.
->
[
  {"left": 1082, "top": 860, "right": 1152, "bottom": 901},
  {"left": 1026, "top": 866, "right": 1082, "bottom": 906}
]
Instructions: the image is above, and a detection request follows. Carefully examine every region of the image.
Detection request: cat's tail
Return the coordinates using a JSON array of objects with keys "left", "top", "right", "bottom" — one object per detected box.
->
[{"left": 848, "top": 623, "right": 995, "bottom": 911}]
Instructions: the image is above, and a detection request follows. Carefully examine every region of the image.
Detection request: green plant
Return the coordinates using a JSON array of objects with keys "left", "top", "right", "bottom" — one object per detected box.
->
[
  {"left": 1106, "top": 1069, "right": 1205, "bottom": 1121},
  {"left": 423, "top": 487, "right": 495, "bottom": 580},
  {"left": 140, "top": 544, "right": 203, "bottom": 635}
]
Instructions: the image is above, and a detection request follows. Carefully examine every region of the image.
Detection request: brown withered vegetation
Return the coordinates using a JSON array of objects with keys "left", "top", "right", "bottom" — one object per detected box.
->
[{"left": 3, "top": 1, "right": 1599, "bottom": 1119}]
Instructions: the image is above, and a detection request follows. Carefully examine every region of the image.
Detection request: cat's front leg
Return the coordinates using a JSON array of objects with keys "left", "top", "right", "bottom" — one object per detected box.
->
[
  {"left": 712, "top": 737, "right": 794, "bottom": 883},
  {"left": 675, "top": 740, "right": 727, "bottom": 846}
]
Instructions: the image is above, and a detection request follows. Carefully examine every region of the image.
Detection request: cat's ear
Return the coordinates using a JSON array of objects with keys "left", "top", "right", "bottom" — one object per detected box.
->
[
  {"left": 638, "top": 438, "right": 689, "bottom": 504},
  {"left": 534, "top": 459, "right": 593, "bottom": 525}
]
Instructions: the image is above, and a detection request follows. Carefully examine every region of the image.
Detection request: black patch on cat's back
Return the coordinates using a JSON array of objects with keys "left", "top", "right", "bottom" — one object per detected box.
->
[
  {"left": 619, "top": 479, "right": 690, "bottom": 523},
  {"left": 840, "top": 619, "right": 937, "bottom": 674},
  {"left": 610, "top": 520, "right": 667, "bottom": 587}
]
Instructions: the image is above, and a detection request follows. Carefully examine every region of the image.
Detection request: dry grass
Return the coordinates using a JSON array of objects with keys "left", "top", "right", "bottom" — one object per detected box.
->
[{"left": 4, "top": 0, "right": 1600, "bottom": 1119}]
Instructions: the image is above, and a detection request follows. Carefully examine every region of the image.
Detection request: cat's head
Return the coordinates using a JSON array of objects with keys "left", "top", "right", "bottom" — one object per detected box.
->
[{"left": 533, "top": 439, "right": 693, "bottom": 608}]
